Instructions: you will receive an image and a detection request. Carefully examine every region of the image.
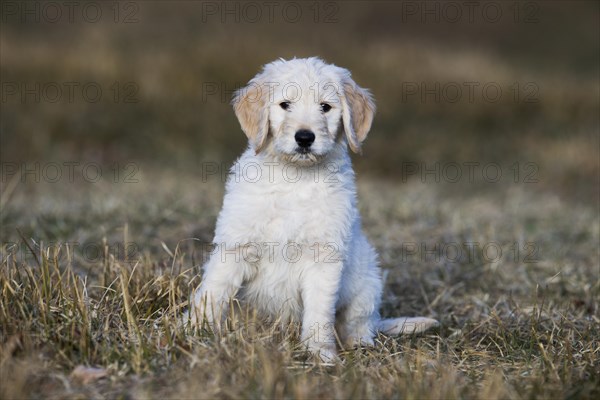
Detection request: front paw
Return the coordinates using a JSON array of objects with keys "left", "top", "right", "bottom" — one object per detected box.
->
[
  {"left": 181, "top": 306, "right": 224, "bottom": 335},
  {"left": 307, "top": 342, "right": 340, "bottom": 364}
]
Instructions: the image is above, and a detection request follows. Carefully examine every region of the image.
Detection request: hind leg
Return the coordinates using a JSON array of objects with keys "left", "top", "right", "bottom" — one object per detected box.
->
[
  {"left": 337, "top": 306, "right": 379, "bottom": 347},
  {"left": 337, "top": 235, "right": 382, "bottom": 347}
]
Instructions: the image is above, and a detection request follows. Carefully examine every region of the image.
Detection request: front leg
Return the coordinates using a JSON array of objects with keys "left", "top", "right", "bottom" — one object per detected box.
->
[
  {"left": 188, "top": 244, "right": 250, "bottom": 331},
  {"left": 300, "top": 248, "right": 344, "bottom": 362}
]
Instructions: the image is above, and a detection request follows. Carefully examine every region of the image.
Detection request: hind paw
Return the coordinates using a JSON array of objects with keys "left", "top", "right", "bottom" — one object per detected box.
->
[{"left": 345, "top": 335, "right": 375, "bottom": 348}]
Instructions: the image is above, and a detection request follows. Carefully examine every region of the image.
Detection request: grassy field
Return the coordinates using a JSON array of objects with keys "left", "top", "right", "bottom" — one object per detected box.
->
[
  {"left": 1, "top": 1, "right": 599, "bottom": 398},
  {"left": 1, "top": 169, "right": 598, "bottom": 399}
]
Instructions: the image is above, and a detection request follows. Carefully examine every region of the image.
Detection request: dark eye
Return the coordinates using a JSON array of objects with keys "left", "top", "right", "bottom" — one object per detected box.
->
[
  {"left": 280, "top": 101, "right": 291, "bottom": 110},
  {"left": 320, "top": 103, "right": 332, "bottom": 113}
]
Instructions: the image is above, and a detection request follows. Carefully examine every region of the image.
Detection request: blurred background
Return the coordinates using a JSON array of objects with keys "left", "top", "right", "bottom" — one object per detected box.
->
[
  {"left": 1, "top": 0, "right": 598, "bottom": 203},
  {"left": 1, "top": 3, "right": 599, "bottom": 397}
]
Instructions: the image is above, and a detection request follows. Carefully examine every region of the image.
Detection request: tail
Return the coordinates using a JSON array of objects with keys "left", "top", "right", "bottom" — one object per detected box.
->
[{"left": 377, "top": 317, "right": 439, "bottom": 335}]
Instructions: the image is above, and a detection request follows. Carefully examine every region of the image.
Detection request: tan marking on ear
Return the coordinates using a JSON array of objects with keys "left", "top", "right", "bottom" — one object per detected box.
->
[
  {"left": 341, "top": 80, "right": 376, "bottom": 154},
  {"left": 232, "top": 80, "right": 270, "bottom": 154}
]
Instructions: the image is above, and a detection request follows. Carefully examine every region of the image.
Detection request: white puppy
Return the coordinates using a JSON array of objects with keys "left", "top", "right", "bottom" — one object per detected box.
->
[{"left": 188, "top": 57, "right": 438, "bottom": 361}]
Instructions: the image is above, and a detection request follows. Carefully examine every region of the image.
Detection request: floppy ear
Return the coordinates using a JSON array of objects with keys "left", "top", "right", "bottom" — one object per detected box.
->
[
  {"left": 340, "top": 78, "right": 376, "bottom": 154},
  {"left": 232, "top": 79, "right": 270, "bottom": 153}
]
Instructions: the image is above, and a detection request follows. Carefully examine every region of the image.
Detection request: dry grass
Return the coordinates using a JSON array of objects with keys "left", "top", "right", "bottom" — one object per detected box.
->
[
  {"left": 1, "top": 169, "right": 598, "bottom": 399},
  {"left": 1, "top": 2, "right": 598, "bottom": 398}
]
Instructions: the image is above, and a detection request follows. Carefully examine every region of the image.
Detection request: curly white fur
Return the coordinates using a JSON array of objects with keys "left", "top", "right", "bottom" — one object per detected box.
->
[{"left": 187, "top": 57, "right": 438, "bottom": 361}]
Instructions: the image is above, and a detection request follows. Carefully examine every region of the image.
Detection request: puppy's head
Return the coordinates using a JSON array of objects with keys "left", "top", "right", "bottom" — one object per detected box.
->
[{"left": 232, "top": 57, "right": 375, "bottom": 166}]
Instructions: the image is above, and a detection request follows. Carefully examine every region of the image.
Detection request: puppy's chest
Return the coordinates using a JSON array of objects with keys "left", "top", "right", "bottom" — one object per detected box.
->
[{"left": 249, "top": 179, "right": 351, "bottom": 242}]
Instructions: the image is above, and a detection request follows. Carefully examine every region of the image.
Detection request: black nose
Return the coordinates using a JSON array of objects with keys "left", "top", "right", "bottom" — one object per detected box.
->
[{"left": 295, "top": 129, "right": 315, "bottom": 148}]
